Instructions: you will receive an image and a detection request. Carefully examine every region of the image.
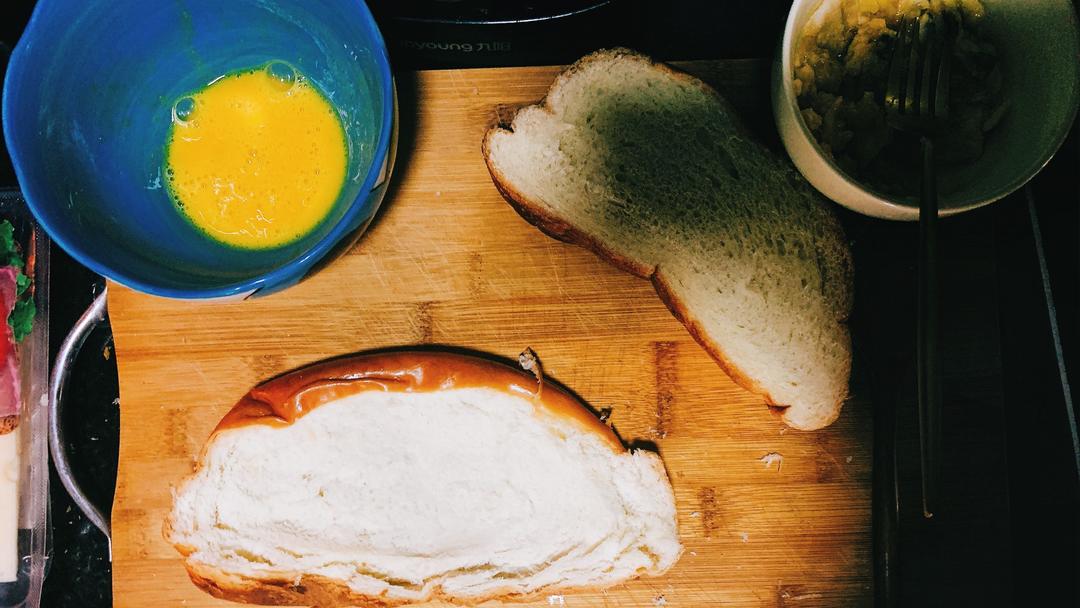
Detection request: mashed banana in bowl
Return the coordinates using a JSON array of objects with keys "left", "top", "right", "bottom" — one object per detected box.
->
[{"left": 793, "top": 0, "right": 1006, "bottom": 194}]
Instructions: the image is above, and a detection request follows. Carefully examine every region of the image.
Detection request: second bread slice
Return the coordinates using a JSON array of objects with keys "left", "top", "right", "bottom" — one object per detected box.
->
[{"left": 483, "top": 49, "right": 854, "bottom": 430}]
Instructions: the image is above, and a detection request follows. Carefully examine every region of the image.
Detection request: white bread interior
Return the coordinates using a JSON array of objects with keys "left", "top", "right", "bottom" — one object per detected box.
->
[
  {"left": 483, "top": 49, "right": 854, "bottom": 430},
  {"left": 166, "top": 386, "right": 681, "bottom": 605}
]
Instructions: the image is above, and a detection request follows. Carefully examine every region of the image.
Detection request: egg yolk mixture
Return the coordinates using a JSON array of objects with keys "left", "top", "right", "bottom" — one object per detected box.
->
[{"left": 165, "top": 64, "right": 347, "bottom": 249}]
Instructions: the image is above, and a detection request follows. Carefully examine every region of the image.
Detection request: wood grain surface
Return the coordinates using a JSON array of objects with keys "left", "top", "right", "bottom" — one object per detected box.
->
[{"left": 108, "top": 60, "right": 872, "bottom": 608}]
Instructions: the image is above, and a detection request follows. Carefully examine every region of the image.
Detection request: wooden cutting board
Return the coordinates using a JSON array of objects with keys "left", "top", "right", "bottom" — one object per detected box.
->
[{"left": 108, "top": 60, "right": 872, "bottom": 608}]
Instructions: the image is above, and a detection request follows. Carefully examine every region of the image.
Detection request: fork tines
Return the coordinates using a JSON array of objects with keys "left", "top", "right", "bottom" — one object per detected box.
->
[{"left": 885, "top": 12, "right": 956, "bottom": 129}]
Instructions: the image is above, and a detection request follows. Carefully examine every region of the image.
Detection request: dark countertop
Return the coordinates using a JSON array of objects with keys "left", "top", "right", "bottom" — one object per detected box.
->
[{"left": 3, "top": 1, "right": 1079, "bottom": 606}]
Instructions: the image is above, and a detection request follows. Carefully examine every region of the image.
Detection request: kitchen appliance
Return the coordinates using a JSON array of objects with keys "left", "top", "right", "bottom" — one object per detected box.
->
[{"left": 369, "top": 0, "right": 633, "bottom": 67}]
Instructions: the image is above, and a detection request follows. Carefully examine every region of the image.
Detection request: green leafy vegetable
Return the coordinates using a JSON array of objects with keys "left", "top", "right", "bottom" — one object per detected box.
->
[
  {"left": 8, "top": 300, "right": 34, "bottom": 342},
  {"left": 15, "top": 272, "right": 29, "bottom": 297},
  {"left": 0, "top": 220, "right": 34, "bottom": 342},
  {"left": 0, "top": 222, "right": 20, "bottom": 268}
]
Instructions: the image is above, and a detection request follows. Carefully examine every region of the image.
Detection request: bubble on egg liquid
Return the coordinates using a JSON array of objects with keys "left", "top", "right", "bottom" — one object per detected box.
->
[
  {"left": 265, "top": 61, "right": 299, "bottom": 92},
  {"left": 172, "top": 96, "right": 196, "bottom": 124}
]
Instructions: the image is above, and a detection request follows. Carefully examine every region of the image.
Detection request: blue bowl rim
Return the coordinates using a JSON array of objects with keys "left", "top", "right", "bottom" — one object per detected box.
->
[{"left": 2, "top": 0, "right": 396, "bottom": 300}]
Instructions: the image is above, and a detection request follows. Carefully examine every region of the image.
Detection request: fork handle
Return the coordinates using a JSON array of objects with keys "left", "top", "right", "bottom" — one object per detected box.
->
[{"left": 918, "top": 136, "right": 942, "bottom": 519}]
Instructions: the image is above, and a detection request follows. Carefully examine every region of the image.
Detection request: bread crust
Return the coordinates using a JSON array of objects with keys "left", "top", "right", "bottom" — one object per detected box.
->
[
  {"left": 182, "top": 556, "right": 669, "bottom": 608},
  {"left": 212, "top": 350, "right": 621, "bottom": 450},
  {"left": 482, "top": 48, "right": 851, "bottom": 431},
  {"left": 165, "top": 351, "right": 679, "bottom": 606}
]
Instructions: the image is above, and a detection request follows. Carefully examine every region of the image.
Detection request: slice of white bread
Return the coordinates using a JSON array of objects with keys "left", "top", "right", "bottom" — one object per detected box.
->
[
  {"left": 483, "top": 49, "right": 854, "bottom": 430},
  {"left": 165, "top": 351, "right": 682, "bottom": 606}
]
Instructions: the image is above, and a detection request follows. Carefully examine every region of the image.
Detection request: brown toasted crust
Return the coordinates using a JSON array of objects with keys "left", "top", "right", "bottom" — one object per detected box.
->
[
  {"left": 185, "top": 563, "right": 403, "bottom": 608},
  {"left": 212, "top": 350, "right": 621, "bottom": 450}
]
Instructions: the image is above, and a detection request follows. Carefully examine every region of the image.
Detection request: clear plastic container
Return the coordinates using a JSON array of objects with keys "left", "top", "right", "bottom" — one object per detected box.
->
[{"left": 0, "top": 191, "right": 50, "bottom": 608}]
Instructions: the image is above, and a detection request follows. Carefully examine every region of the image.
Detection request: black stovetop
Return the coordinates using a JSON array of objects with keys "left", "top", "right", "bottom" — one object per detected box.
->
[{"left": 3, "top": 1, "right": 1078, "bottom": 606}]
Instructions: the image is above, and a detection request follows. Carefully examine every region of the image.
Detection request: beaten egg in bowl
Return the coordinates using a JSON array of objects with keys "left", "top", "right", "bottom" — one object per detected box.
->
[{"left": 164, "top": 62, "right": 349, "bottom": 250}]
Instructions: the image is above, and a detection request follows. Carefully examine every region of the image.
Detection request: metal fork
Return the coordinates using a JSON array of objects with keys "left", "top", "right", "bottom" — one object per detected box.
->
[{"left": 884, "top": 12, "right": 956, "bottom": 519}]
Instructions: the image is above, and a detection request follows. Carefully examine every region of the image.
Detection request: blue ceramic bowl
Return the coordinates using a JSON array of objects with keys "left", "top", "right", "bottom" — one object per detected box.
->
[{"left": 3, "top": 0, "right": 395, "bottom": 298}]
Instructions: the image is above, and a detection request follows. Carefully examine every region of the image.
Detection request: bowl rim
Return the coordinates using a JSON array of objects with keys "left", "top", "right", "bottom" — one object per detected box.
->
[
  {"left": 777, "top": 0, "right": 1080, "bottom": 220},
  {"left": 2, "top": 0, "right": 397, "bottom": 299}
]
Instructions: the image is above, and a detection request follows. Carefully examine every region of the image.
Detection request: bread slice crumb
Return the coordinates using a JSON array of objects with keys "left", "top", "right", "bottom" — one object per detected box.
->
[{"left": 483, "top": 48, "right": 853, "bottom": 430}]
